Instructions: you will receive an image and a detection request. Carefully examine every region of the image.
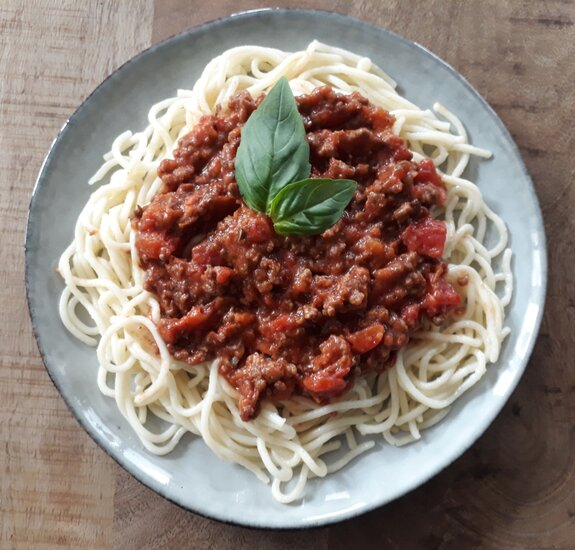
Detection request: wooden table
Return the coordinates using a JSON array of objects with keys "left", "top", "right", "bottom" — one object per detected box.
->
[{"left": 1, "top": 1, "right": 572, "bottom": 548}]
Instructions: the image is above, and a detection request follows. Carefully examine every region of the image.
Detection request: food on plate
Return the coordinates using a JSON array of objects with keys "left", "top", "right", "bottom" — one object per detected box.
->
[
  {"left": 58, "top": 42, "right": 512, "bottom": 503},
  {"left": 135, "top": 79, "right": 459, "bottom": 421}
]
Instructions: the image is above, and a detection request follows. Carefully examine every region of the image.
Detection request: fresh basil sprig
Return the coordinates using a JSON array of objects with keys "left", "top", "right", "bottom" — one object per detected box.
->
[
  {"left": 234, "top": 77, "right": 357, "bottom": 236},
  {"left": 235, "top": 77, "right": 311, "bottom": 213},
  {"left": 269, "top": 178, "right": 357, "bottom": 236}
]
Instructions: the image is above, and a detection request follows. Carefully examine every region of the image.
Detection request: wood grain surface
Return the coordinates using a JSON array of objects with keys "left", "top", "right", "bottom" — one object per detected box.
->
[{"left": 1, "top": 1, "right": 573, "bottom": 548}]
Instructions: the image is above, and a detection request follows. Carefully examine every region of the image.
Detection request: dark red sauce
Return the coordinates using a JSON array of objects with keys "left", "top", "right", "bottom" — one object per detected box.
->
[{"left": 134, "top": 86, "right": 460, "bottom": 420}]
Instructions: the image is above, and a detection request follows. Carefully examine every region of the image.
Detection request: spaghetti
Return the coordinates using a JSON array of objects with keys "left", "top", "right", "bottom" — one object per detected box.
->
[{"left": 58, "top": 41, "right": 512, "bottom": 503}]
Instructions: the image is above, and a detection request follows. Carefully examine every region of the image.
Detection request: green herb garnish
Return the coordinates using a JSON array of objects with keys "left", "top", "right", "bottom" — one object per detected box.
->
[
  {"left": 269, "top": 178, "right": 357, "bottom": 236},
  {"left": 234, "top": 77, "right": 357, "bottom": 236}
]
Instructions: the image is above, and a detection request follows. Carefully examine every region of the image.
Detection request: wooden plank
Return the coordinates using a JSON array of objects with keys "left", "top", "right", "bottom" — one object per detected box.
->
[
  {"left": 0, "top": 1, "right": 153, "bottom": 548},
  {"left": 112, "top": 469, "right": 328, "bottom": 550},
  {"left": 1, "top": 0, "right": 574, "bottom": 547}
]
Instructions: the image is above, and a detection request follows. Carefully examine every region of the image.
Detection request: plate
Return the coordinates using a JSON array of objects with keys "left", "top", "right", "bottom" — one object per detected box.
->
[{"left": 25, "top": 8, "right": 546, "bottom": 528}]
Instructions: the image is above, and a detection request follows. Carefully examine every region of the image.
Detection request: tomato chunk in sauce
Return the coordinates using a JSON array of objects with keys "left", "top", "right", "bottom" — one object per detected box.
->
[{"left": 134, "top": 86, "right": 460, "bottom": 420}]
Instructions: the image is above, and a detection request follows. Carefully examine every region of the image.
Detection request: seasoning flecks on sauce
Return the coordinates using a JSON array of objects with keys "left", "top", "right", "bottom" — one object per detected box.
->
[{"left": 133, "top": 86, "right": 460, "bottom": 420}]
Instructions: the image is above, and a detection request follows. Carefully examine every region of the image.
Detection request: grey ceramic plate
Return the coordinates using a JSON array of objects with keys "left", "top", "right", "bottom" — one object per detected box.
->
[{"left": 26, "top": 9, "right": 546, "bottom": 528}]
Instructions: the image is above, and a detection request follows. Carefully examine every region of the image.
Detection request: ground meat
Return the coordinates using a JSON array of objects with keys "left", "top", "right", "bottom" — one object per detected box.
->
[{"left": 134, "top": 86, "right": 461, "bottom": 420}]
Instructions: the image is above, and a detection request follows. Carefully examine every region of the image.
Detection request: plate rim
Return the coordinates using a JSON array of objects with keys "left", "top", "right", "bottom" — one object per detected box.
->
[{"left": 25, "top": 7, "right": 548, "bottom": 529}]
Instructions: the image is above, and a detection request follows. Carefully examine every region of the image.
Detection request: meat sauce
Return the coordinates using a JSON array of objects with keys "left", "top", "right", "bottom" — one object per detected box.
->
[{"left": 134, "top": 86, "right": 460, "bottom": 420}]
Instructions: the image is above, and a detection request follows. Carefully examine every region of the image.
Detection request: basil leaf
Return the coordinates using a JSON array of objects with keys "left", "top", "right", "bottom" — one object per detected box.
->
[
  {"left": 269, "top": 178, "right": 357, "bottom": 236},
  {"left": 234, "top": 77, "right": 310, "bottom": 213}
]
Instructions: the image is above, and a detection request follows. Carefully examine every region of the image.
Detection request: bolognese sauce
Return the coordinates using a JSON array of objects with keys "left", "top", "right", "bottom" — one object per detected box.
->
[{"left": 133, "top": 86, "right": 460, "bottom": 420}]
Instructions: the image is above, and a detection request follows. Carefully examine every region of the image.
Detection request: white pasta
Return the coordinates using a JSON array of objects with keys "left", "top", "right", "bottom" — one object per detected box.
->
[{"left": 58, "top": 41, "right": 511, "bottom": 503}]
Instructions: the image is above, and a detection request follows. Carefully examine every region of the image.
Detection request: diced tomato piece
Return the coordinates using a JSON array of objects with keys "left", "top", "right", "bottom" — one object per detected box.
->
[
  {"left": 393, "top": 144, "right": 412, "bottom": 162},
  {"left": 269, "top": 314, "right": 298, "bottom": 333},
  {"left": 158, "top": 305, "right": 219, "bottom": 344},
  {"left": 346, "top": 324, "right": 384, "bottom": 353},
  {"left": 192, "top": 241, "right": 224, "bottom": 266},
  {"left": 371, "top": 108, "right": 396, "bottom": 131},
  {"left": 415, "top": 159, "right": 443, "bottom": 187},
  {"left": 402, "top": 303, "right": 421, "bottom": 327},
  {"left": 401, "top": 217, "right": 446, "bottom": 258},
  {"left": 423, "top": 279, "right": 461, "bottom": 317},
  {"left": 245, "top": 214, "right": 274, "bottom": 243},
  {"left": 302, "top": 374, "right": 347, "bottom": 395},
  {"left": 135, "top": 231, "right": 176, "bottom": 260},
  {"left": 413, "top": 160, "right": 447, "bottom": 204},
  {"left": 258, "top": 313, "right": 300, "bottom": 342},
  {"left": 214, "top": 266, "right": 234, "bottom": 284},
  {"left": 303, "top": 335, "right": 353, "bottom": 398}
]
